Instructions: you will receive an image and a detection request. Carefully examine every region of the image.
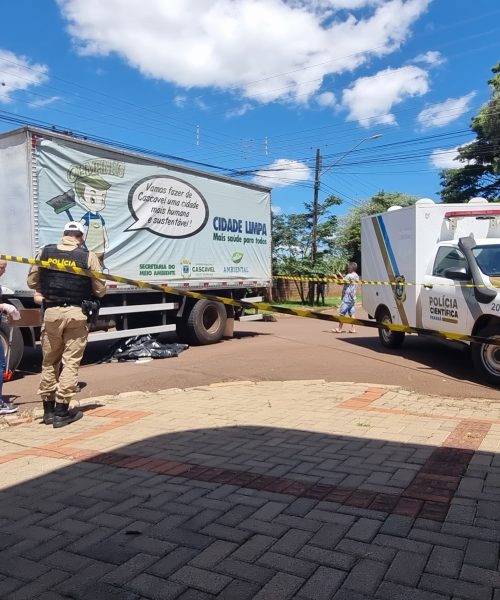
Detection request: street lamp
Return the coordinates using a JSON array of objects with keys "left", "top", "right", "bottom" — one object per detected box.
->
[{"left": 311, "top": 133, "right": 383, "bottom": 263}]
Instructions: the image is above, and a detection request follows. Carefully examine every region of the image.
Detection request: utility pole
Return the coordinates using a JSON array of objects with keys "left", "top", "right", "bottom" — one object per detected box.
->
[{"left": 311, "top": 148, "right": 321, "bottom": 264}]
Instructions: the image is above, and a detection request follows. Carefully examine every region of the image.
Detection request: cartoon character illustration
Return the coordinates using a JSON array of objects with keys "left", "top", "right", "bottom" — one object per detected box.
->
[{"left": 74, "top": 174, "right": 111, "bottom": 265}]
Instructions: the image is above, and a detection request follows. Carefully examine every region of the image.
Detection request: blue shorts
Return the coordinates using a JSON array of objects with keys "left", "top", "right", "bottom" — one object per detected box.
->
[{"left": 339, "top": 302, "right": 355, "bottom": 317}]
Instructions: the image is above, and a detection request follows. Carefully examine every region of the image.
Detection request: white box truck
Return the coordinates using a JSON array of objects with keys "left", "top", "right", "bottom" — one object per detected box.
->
[
  {"left": 361, "top": 198, "right": 500, "bottom": 385},
  {"left": 0, "top": 127, "right": 272, "bottom": 369}
]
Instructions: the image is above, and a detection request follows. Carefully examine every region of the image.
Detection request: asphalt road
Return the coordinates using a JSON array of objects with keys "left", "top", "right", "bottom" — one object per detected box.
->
[{"left": 6, "top": 311, "right": 498, "bottom": 410}]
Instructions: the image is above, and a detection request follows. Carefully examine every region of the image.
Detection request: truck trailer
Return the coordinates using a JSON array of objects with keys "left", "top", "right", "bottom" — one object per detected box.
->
[
  {"left": 0, "top": 127, "right": 272, "bottom": 370},
  {"left": 362, "top": 197, "right": 500, "bottom": 385}
]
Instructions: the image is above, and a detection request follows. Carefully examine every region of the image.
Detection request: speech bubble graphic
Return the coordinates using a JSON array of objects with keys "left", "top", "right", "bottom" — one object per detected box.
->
[{"left": 126, "top": 175, "right": 209, "bottom": 238}]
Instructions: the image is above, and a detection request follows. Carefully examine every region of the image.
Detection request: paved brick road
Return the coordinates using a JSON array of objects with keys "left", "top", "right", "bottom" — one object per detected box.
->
[{"left": 1, "top": 381, "right": 500, "bottom": 599}]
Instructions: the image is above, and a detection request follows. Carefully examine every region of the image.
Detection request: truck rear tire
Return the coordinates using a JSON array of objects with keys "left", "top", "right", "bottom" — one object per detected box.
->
[
  {"left": 377, "top": 307, "right": 405, "bottom": 349},
  {"left": 180, "top": 300, "right": 227, "bottom": 345},
  {"left": 0, "top": 323, "right": 24, "bottom": 373},
  {"left": 471, "top": 325, "right": 500, "bottom": 386}
]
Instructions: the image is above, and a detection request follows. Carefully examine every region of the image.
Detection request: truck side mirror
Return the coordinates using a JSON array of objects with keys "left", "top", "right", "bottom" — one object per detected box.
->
[{"left": 444, "top": 267, "right": 470, "bottom": 281}]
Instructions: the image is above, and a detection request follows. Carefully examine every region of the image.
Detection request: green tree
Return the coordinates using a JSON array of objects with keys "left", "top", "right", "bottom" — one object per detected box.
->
[
  {"left": 335, "top": 191, "right": 417, "bottom": 268},
  {"left": 272, "top": 194, "right": 344, "bottom": 303},
  {"left": 440, "top": 62, "right": 500, "bottom": 202}
]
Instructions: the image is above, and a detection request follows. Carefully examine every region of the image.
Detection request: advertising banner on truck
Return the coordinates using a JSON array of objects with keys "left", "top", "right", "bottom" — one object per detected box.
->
[{"left": 36, "top": 138, "right": 271, "bottom": 283}]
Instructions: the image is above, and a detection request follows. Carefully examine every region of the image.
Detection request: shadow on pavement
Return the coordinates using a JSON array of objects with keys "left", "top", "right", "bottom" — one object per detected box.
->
[
  {"left": 13, "top": 329, "right": 271, "bottom": 380},
  {"left": 336, "top": 333, "right": 485, "bottom": 386},
  {"left": 0, "top": 417, "right": 496, "bottom": 599}
]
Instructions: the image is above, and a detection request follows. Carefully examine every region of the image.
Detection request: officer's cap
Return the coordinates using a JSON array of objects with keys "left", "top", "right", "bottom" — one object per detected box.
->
[{"left": 64, "top": 221, "right": 85, "bottom": 235}]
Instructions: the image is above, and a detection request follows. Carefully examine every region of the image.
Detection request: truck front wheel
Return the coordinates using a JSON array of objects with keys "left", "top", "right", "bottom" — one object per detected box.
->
[
  {"left": 377, "top": 307, "right": 405, "bottom": 349},
  {"left": 0, "top": 323, "right": 24, "bottom": 373},
  {"left": 471, "top": 325, "right": 500, "bottom": 386},
  {"left": 178, "top": 300, "right": 227, "bottom": 345}
]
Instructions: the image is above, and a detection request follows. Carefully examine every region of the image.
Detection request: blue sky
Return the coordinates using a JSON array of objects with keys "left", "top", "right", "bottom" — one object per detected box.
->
[{"left": 1, "top": 0, "right": 498, "bottom": 218}]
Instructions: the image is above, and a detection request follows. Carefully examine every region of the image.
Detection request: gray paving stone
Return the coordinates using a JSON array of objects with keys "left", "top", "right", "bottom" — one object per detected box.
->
[
  {"left": 298, "top": 566, "right": 346, "bottom": 600},
  {"left": 342, "top": 558, "right": 388, "bottom": 595},
  {"left": 43, "top": 550, "right": 93, "bottom": 573},
  {"left": 333, "top": 589, "right": 374, "bottom": 600},
  {"left": 252, "top": 502, "right": 289, "bottom": 522},
  {"left": 347, "top": 518, "right": 382, "bottom": 542},
  {"left": 380, "top": 515, "right": 415, "bottom": 537},
  {"left": 275, "top": 514, "right": 323, "bottom": 532},
  {"left": 78, "top": 540, "right": 139, "bottom": 565},
  {"left": 258, "top": 551, "right": 316, "bottom": 578},
  {"left": 374, "top": 533, "right": 432, "bottom": 555},
  {"left": 310, "top": 524, "right": 349, "bottom": 550},
  {"left": 253, "top": 572, "right": 305, "bottom": 600},
  {"left": 461, "top": 563, "right": 500, "bottom": 588},
  {"left": 6, "top": 570, "right": 68, "bottom": 600},
  {"left": 152, "top": 527, "right": 214, "bottom": 549},
  {"left": 182, "top": 509, "right": 223, "bottom": 532},
  {"left": 190, "top": 540, "right": 238, "bottom": 569},
  {"left": 127, "top": 534, "right": 177, "bottom": 556},
  {"left": 64, "top": 581, "right": 141, "bottom": 600},
  {"left": 426, "top": 546, "right": 464, "bottom": 578},
  {"left": 231, "top": 534, "right": 277, "bottom": 562},
  {"left": 177, "top": 588, "right": 213, "bottom": 600},
  {"left": 201, "top": 523, "right": 252, "bottom": 543},
  {"left": 419, "top": 573, "right": 491, "bottom": 600},
  {"left": 409, "top": 529, "right": 467, "bottom": 550},
  {"left": 55, "top": 562, "right": 114, "bottom": 596},
  {"left": 284, "top": 498, "right": 319, "bottom": 517},
  {"left": 239, "top": 518, "right": 289, "bottom": 538},
  {"left": 216, "top": 580, "right": 260, "bottom": 600},
  {"left": 385, "top": 551, "right": 428, "bottom": 587},
  {"left": 376, "top": 581, "right": 450, "bottom": 600},
  {"left": 270, "top": 529, "right": 313, "bottom": 556},
  {"left": 336, "top": 539, "right": 396, "bottom": 563},
  {"left": 464, "top": 539, "right": 499, "bottom": 570},
  {"left": 126, "top": 573, "right": 185, "bottom": 600},
  {"left": 0, "top": 577, "right": 23, "bottom": 596},
  {"left": 0, "top": 552, "right": 49, "bottom": 581},
  {"left": 296, "top": 545, "right": 355, "bottom": 570},
  {"left": 148, "top": 547, "right": 199, "bottom": 578},
  {"left": 217, "top": 558, "right": 275, "bottom": 584},
  {"left": 442, "top": 522, "right": 500, "bottom": 542},
  {"left": 307, "top": 509, "right": 356, "bottom": 527},
  {"left": 171, "top": 566, "right": 231, "bottom": 594},
  {"left": 102, "top": 553, "right": 159, "bottom": 585},
  {"left": 217, "top": 505, "right": 256, "bottom": 527},
  {"left": 20, "top": 534, "right": 72, "bottom": 561}
]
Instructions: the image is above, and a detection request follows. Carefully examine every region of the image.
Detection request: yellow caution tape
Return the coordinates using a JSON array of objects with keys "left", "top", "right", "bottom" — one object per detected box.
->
[
  {"left": 274, "top": 274, "right": 499, "bottom": 289},
  {"left": 1, "top": 253, "right": 499, "bottom": 348}
]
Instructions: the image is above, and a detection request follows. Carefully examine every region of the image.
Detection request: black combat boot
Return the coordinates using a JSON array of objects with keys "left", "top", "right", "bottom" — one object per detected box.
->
[
  {"left": 42, "top": 400, "right": 55, "bottom": 425},
  {"left": 53, "top": 402, "right": 83, "bottom": 429}
]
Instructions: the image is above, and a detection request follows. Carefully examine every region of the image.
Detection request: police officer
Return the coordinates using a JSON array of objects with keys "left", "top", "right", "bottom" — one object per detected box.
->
[{"left": 27, "top": 222, "right": 106, "bottom": 428}]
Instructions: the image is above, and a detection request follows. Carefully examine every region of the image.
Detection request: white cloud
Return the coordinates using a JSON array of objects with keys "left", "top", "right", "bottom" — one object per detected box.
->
[
  {"left": 430, "top": 146, "right": 461, "bottom": 169},
  {"left": 252, "top": 159, "right": 312, "bottom": 188},
  {"left": 412, "top": 50, "right": 445, "bottom": 66},
  {"left": 316, "top": 91, "right": 336, "bottom": 107},
  {"left": 271, "top": 205, "right": 283, "bottom": 215},
  {"left": 194, "top": 97, "right": 209, "bottom": 111},
  {"left": 56, "top": 0, "right": 430, "bottom": 104},
  {"left": 430, "top": 143, "right": 473, "bottom": 169},
  {"left": 417, "top": 92, "right": 476, "bottom": 129},
  {"left": 342, "top": 65, "right": 429, "bottom": 126},
  {"left": 226, "top": 103, "right": 253, "bottom": 118},
  {"left": 28, "top": 95, "right": 61, "bottom": 108},
  {"left": 0, "top": 49, "right": 48, "bottom": 104},
  {"left": 173, "top": 94, "right": 187, "bottom": 108}
]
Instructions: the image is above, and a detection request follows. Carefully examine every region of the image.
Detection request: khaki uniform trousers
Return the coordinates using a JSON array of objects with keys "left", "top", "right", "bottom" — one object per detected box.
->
[{"left": 38, "top": 306, "right": 88, "bottom": 403}]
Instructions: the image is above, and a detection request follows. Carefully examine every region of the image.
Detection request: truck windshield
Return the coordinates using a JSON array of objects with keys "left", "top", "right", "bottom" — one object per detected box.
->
[{"left": 472, "top": 245, "right": 500, "bottom": 277}]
